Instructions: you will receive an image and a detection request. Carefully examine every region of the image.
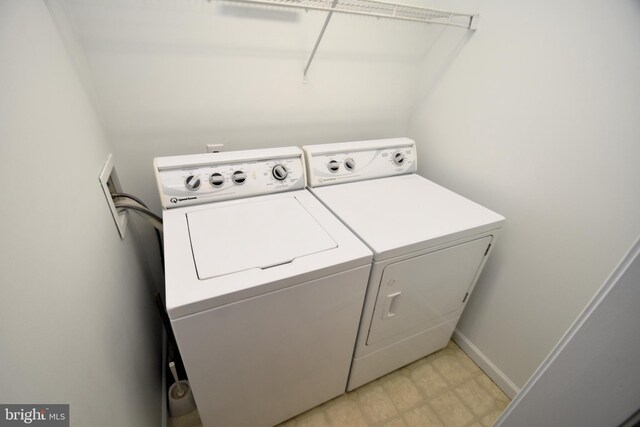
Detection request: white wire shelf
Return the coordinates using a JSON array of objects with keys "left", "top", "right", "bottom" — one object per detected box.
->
[
  {"left": 218, "top": 0, "right": 478, "bottom": 77},
  {"left": 223, "top": 0, "right": 477, "bottom": 28}
]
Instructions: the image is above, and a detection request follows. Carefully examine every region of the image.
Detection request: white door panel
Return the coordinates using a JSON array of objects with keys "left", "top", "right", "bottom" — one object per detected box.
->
[{"left": 366, "top": 236, "right": 492, "bottom": 346}]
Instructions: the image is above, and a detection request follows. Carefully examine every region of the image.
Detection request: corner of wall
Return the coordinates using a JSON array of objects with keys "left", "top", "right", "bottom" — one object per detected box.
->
[{"left": 453, "top": 329, "right": 519, "bottom": 399}]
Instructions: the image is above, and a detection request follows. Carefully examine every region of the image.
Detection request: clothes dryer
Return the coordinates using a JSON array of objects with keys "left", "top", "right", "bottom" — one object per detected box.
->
[{"left": 302, "top": 138, "right": 505, "bottom": 390}]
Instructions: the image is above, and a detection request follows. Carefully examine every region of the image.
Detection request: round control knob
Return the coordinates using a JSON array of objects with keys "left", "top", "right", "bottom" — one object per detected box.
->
[
  {"left": 231, "top": 170, "right": 247, "bottom": 185},
  {"left": 393, "top": 152, "right": 405, "bottom": 166},
  {"left": 327, "top": 160, "right": 340, "bottom": 173},
  {"left": 272, "top": 164, "right": 288, "bottom": 181},
  {"left": 184, "top": 174, "right": 201, "bottom": 191},
  {"left": 209, "top": 173, "right": 224, "bottom": 187},
  {"left": 344, "top": 158, "right": 356, "bottom": 171}
]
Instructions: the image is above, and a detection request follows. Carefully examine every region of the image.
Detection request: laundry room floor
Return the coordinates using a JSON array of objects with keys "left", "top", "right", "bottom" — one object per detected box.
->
[{"left": 169, "top": 340, "right": 510, "bottom": 427}]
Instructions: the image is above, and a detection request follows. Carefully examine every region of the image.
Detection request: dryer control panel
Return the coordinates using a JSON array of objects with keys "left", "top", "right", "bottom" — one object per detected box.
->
[
  {"left": 154, "top": 147, "right": 306, "bottom": 209},
  {"left": 302, "top": 138, "right": 417, "bottom": 187}
]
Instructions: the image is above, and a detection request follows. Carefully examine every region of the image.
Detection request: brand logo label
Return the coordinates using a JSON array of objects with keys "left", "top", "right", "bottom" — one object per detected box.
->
[
  {"left": 169, "top": 196, "right": 197, "bottom": 204},
  {"left": 1, "top": 405, "right": 69, "bottom": 426}
]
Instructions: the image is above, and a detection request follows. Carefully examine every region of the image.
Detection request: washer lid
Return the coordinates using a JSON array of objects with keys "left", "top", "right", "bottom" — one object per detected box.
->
[
  {"left": 310, "top": 174, "right": 505, "bottom": 260},
  {"left": 187, "top": 197, "right": 337, "bottom": 280}
]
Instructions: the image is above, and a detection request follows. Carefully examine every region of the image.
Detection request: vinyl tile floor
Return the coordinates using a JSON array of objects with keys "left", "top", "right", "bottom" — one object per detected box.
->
[{"left": 169, "top": 341, "right": 510, "bottom": 427}]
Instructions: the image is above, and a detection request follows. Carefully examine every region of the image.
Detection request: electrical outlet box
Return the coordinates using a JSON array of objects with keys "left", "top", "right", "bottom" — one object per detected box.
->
[
  {"left": 99, "top": 154, "right": 127, "bottom": 238},
  {"left": 206, "top": 144, "right": 224, "bottom": 153}
]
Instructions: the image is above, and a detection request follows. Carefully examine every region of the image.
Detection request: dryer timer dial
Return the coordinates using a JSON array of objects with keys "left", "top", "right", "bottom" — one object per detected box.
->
[{"left": 393, "top": 152, "right": 405, "bottom": 166}]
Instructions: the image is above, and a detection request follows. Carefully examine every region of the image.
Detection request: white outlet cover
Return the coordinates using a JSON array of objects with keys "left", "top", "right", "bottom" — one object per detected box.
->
[
  {"left": 99, "top": 154, "right": 127, "bottom": 238},
  {"left": 206, "top": 144, "right": 224, "bottom": 153}
]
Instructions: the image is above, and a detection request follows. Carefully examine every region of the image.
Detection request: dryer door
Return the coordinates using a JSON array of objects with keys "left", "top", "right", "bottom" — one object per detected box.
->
[{"left": 366, "top": 236, "right": 492, "bottom": 346}]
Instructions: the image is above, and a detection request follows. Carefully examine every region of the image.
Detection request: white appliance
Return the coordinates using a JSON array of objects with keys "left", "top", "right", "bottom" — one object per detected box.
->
[
  {"left": 154, "top": 147, "right": 372, "bottom": 427},
  {"left": 302, "top": 138, "right": 505, "bottom": 390}
]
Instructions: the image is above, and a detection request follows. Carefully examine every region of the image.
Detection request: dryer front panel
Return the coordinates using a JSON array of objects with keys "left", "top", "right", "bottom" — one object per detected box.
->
[{"left": 366, "top": 236, "right": 492, "bottom": 347}]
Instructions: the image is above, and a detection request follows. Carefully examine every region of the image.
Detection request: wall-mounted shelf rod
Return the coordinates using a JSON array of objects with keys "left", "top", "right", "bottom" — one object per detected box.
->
[
  {"left": 220, "top": 0, "right": 478, "bottom": 78},
  {"left": 303, "top": 0, "right": 339, "bottom": 78}
]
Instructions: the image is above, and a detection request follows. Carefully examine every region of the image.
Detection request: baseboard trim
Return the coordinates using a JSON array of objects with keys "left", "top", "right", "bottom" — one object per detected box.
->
[{"left": 452, "top": 329, "right": 520, "bottom": 399}]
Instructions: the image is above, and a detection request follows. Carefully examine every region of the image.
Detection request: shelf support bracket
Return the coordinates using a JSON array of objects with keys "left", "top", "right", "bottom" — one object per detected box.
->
[{"left": 303, "top": 0, "right": 339, "bottom": 80}]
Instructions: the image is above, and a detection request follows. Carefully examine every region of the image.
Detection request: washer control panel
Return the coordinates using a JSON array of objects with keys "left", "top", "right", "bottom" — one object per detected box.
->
[
  {"left": 154, "top": 147, "right": 306, "bottom": 209},
  {"left": 302, "top": 138, "right": 417, "bottom": 187}
]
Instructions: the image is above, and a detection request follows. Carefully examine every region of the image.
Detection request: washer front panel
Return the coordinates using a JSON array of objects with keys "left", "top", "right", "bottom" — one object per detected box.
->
[
  {"left": 154, "top": 146, "right": 306, "bottom": 209},
  {"left": 303, "top": 138, "right": 416, "bottom": 187}
]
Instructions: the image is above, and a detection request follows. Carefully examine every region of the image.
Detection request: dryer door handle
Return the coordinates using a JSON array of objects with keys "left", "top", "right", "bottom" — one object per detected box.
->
[{"left": 382, "top": 292, "right": 402, "bottom": 320}]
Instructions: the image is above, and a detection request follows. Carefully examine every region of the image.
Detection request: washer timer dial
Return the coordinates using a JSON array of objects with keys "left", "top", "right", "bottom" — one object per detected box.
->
[{"left": 272, "top": 164, "right": 288, "bottom": 181}]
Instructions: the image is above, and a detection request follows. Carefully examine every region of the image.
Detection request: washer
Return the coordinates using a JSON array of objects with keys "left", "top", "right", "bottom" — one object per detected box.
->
[
  {"left": 302, "top": 138, "right": 505, "bottom": 390},
  {"left": 154, "top": 147, "right": 372, "bottom": 427}
]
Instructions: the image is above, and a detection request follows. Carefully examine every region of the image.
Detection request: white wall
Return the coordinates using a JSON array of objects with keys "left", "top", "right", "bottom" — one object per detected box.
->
[
  {"left": 496, "top": 235, "right": 640, "bottom": 426},
  {"left": 54, "top": 0, "right": 472, "bottom": 284},
  {"left": 43, "top": 0, "right": 640, "bottom": 402},
  {"left": 57, "top": 0, "right": 472, "bottom": 209},
  {"left": 0, "top": 2, "right": 161, "bottom": 426},
  {"left": 408, "top": 0, "right": 640, "bottom": 391}
]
